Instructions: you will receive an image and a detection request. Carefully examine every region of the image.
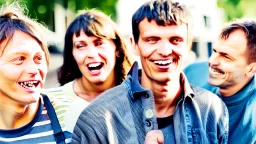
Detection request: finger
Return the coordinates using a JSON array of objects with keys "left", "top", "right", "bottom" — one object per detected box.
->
[{"left": 144, "top": 130, "right": 164, "bottom": 144}]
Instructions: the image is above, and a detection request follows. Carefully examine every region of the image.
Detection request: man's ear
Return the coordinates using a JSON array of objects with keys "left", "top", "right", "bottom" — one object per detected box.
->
[
  {"left": 246, "top": 62, "right": 256, "bottom": 76},
  {"left": 130, "top": 36, "right": 140, "bottom": 56}
]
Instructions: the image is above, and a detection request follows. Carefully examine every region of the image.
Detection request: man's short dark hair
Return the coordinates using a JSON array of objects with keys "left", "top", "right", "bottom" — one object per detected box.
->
[
  {"left": 132, "top": 0, "right": 193, "bottom": 48},
  {"left": 220, "top": 19, "right": 256, "bottom": 64}
]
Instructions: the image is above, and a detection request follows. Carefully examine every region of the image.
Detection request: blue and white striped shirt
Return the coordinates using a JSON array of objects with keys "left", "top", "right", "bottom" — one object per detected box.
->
[{"left": 0, "top": 98, "right": 72, "bottom": 144}]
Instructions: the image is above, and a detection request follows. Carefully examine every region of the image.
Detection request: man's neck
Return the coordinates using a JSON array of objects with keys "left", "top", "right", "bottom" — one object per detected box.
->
[
  {"left": 141, "top": 75, "right": 182, "bottom": 117},
  {"left": 0, "top": 99, "right": 40, "bottom": 129},
  {"left": 219, "top": 77, "right": 252, "bottom": 97}
]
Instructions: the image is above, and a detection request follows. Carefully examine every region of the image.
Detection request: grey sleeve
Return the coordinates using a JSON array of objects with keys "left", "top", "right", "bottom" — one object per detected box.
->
[{"left": 72, "top": 112, "right": 107, "bottom": 144}]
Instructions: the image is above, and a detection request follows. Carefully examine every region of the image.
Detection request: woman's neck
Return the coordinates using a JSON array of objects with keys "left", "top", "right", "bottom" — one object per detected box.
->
[
  {"left": 74, "top": 76, "right": 116, "bottom": 102},
  {"left": 0, "top": 99, "right": 40, "bottom": 129}
]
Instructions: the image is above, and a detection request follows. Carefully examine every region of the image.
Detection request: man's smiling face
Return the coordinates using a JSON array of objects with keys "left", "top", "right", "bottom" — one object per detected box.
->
[{"left": 0, "top": 31, "right": 47, "bottom": 105}]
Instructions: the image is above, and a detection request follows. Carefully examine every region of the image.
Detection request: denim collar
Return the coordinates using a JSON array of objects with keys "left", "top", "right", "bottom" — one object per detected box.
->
[
  {"left": 180, "top": 72, "right": 194, "bottom": 99},
  {"left": 127, "top": 62, "right": 149, "bottom": 99},
  {"left": 127, "top": 61, "right": 194, "bottom": 99}
]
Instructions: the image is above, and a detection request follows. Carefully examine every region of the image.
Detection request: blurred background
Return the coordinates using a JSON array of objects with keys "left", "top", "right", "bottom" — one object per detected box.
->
[{"left": 1, "top": 0, "right": 255, "bottom": 88}]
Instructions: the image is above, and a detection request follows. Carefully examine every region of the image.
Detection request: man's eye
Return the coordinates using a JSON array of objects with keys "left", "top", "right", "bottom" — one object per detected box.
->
[
  {"left": 224, "top": 55, "right": 230, "bottom": 59},
  {"left": 35, "top": 55, "right": 43, "bottom": 63},
  {"left": 145, "top": 38, "right": 158, "bottom": 43},
  {"left": 172, "top": 38, "right": 183, "bottom": 44},
  {"left": 174, "top": 39, "right": 182, "bottom": 42},
  {"left": 16, "top": 56, "right": 25, "bottom": 61},
  {"left": 35, "top": 56, "right": 43, "bottom": 61},
  {"left": 11, "top": 56, "right": 25, "bottom": 65}
]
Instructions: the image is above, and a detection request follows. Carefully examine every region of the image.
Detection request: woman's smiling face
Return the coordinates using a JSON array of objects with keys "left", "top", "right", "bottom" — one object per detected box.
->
[{"left": 72, "top": 30, "right": 117, "bottom": 84}]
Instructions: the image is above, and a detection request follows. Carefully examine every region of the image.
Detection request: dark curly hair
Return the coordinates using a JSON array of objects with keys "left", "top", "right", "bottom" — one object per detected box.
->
[{"left": 58, "top": 9, "right": 132, "bottom": 86}]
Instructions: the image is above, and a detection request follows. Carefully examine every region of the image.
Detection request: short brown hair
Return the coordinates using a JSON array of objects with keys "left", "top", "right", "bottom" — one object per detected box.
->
[{"left": 220, "top": 19, "right": 256, "bottom": 64}]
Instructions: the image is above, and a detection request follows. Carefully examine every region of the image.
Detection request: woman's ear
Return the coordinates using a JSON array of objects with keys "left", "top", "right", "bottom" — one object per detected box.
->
[{"left": 130, "top": 36, "right": 140, "bottom": 56}]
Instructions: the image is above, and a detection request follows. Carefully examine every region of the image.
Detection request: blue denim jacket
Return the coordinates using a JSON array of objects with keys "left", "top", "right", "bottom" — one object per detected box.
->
[{"left": 72, "top": 62, "right": 228, "bottom": 144}]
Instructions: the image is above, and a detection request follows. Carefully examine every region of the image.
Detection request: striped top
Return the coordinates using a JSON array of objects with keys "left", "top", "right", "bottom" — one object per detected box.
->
[
  {"left": 42, "top": 80, "right": 89, "bottom": 133},
  {"left": 0, "top": 97, "right": 72, "bottom": 143}
]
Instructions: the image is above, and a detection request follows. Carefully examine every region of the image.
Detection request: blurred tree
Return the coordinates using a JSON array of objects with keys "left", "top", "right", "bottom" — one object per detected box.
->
[
  {"left": 0, "top": 0, "right": 55, "bottom": 30},
  {"left": 0, "top": 0, "right": 118, "bottom": 30},
  {"left": 25, "top": 0, "right": 55, "bottom": 30},
  {"left": 218, "top": 0, "right": 243, "bottom": 21},
  {"left": 70, "top": 0, "right": 118, "bottom": 20}
]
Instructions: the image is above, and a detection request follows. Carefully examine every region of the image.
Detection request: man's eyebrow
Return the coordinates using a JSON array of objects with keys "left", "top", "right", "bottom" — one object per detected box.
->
[
  {"left": 219, "top": 52, "right": 228, "bottom": 56},
  {"left": 141, "top": 35, "right": 159, "bottom": 38},
  {"left": 219, "top": 51, "right": 234, "bottom": 59},
  {"left": 170, "top": 36, "right": 184, "bottom": 40}
]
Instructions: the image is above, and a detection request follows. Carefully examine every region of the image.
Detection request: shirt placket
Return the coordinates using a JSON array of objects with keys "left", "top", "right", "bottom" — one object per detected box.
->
[{"left": 141, "top": 92, "right": 157, "bottom": 133}]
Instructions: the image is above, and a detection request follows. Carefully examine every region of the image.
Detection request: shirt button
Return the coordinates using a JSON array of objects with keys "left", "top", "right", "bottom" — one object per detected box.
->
[
  {"left": 146, "top": 120, "right": 151, "bottom": 127},
  {"left": 145, "top": 109, "right": 154, "bottom": 119},
  {"left": 144, "top": 93, "right": 149, "bottom": 98}
]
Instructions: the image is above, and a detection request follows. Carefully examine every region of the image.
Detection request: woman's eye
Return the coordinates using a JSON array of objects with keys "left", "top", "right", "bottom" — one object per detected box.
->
[
  {"left": 76, "top": 44, "right": 85, "bottom": 49},
  {"left": 95, "top": 41, "right": 104, "bottom": 46}
]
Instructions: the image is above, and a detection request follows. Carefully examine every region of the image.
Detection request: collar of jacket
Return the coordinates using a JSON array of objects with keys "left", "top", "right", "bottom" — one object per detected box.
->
[{"left": 127, "top": 61, "right": 194, "bottom": 100}]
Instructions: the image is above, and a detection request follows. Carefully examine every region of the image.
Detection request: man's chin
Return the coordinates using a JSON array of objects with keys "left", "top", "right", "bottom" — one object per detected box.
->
[
  {"left": 208, "top": 79, "right": 224, "bottom": 87},
  {"left": 154, "top": 76, "right": 176, "bottom": 84}
]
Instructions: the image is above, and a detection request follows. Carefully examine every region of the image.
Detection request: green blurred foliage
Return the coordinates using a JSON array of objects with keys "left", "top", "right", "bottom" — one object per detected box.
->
[
  {"left": 72, "top": 0, "right": 117, "bottom": 19},
  {"left": 25, "top": 0, "right": 55, "bottom": 29},
  {"left": 218, "top": 0, "right": 243, "bottom": 21},
  {"left": 0, "top": 0, "right": 117, "bottom": 30}
]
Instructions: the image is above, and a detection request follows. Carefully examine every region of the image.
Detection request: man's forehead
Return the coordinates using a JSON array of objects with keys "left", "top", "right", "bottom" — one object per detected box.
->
[{"left": 138, "top": 19, "right": 188, "bottom": 36}]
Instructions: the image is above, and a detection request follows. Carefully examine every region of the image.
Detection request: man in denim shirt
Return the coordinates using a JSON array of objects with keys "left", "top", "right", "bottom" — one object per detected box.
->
[
  {"left": 72, "top": 0, "right": 229, "bottom": 143},
  {"left": 184, "top": 20, "right": 256, "bottom": 144}
]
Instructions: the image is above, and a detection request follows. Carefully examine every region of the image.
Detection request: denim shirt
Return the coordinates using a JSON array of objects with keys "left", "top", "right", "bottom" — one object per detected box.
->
[{"left": 72, "top": 62, "right": 228, "bottom": 144}]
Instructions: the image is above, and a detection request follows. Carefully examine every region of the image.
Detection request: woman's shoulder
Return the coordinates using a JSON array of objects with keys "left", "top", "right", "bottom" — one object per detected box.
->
[{"left": 42, "top": 81, "right": 76, "bottom": 98}]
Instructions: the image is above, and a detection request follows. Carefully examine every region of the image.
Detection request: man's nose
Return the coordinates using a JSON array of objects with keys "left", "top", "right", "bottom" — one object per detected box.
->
[
  {"left": 25, "top": 62, "right": 39, "bottom": 76},
  {"left": 157, "top": 41, "right": 172, "bottom": 56},
  {"left": 209, "top": 53, "right": 220, "bottom": 66}
]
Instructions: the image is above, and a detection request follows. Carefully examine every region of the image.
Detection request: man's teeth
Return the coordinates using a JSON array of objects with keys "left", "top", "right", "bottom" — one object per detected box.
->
[
  {"left": 211, "top": 68, "right": 222, "bottom": 75},
  {"left": 19, "top": 80, "right": 38, "bottom": 88},
  {"left": 154, "top": 60, "right": 173, "bottom": 65},
  {"left": 88, "top": 63, "right": 101, "bottom": 68}
]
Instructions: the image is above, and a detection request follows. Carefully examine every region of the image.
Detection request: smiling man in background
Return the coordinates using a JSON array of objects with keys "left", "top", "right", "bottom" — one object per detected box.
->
[{"left": 184, "top": 19, "right": 256, "bottom": 143}]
